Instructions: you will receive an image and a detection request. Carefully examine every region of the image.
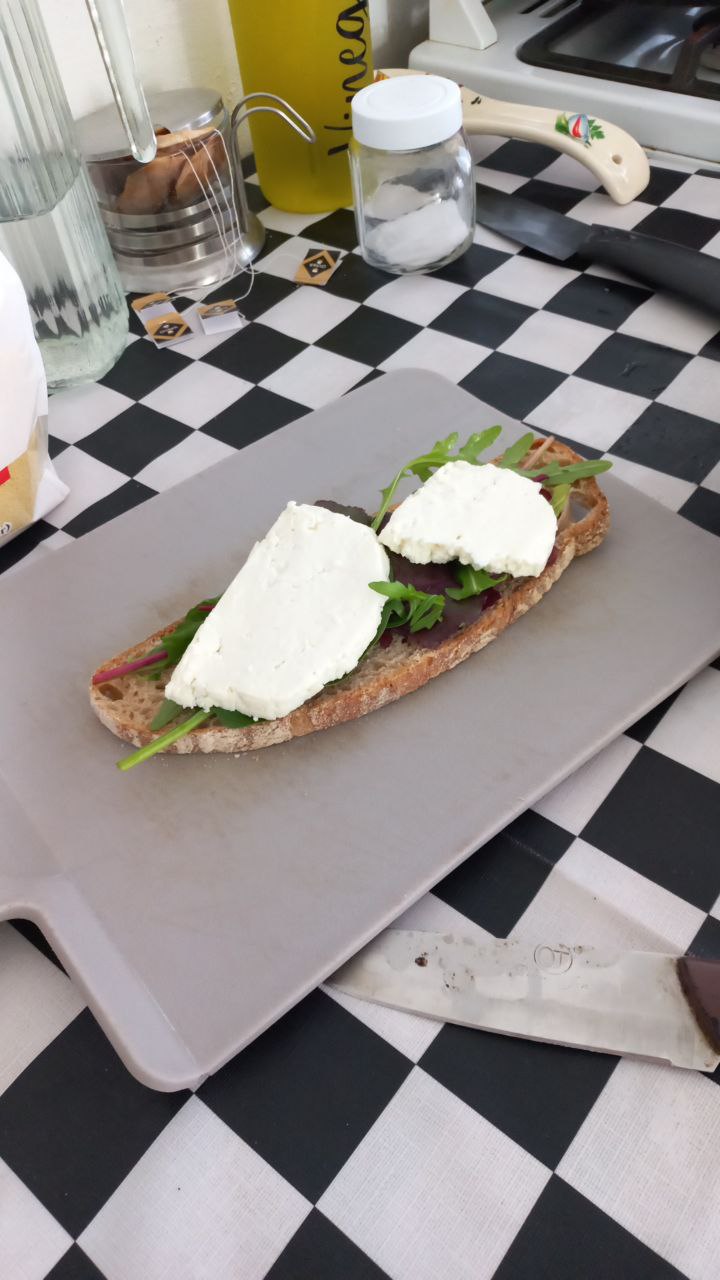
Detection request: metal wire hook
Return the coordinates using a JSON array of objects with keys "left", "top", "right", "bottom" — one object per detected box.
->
[
  {"left": 228, "top": 92, "right": 316, "bottom": 268},
  {"left": 230, "top": 93, "right": 316, "bottom": 144}
]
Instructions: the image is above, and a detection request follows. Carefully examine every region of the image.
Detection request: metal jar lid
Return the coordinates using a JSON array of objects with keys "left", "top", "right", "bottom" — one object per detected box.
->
[{"left": 76, "top": 87, "right": 225, "bottom": 162}]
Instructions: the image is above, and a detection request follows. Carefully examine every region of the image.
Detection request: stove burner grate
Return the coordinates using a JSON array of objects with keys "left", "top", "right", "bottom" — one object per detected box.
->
[{"left": 518, "top": 0, "right": 720, "bottom": 99}]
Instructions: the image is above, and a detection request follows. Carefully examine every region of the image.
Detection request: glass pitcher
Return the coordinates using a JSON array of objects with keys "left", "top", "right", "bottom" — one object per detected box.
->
[{"left": 0, "top": 0, "right": 156, "bottom": 389}]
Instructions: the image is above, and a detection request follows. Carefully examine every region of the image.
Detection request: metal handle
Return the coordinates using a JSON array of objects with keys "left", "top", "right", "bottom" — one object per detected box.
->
[
  {"left": 228, "top": 93, "right": 315, "bottom": 250},
  {"left": 230, "top": 93, "right": 316, "bottom": 146}
]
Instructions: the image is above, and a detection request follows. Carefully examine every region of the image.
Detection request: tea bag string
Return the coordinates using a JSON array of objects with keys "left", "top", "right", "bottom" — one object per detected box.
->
[
  {"left": 189, "top": 130, "right": 255, "bottom": 300},
  {"left": 167, "top": 131, "right": 254, "bottom": 303},
  {"left": 163, "top": 127, "right": 255, "bottom": 304}
]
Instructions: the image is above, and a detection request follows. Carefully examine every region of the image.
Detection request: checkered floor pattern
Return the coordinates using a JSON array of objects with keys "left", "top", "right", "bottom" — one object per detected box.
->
[{"left": 1, "top": 141, "right": 719, "bottom": 1280}]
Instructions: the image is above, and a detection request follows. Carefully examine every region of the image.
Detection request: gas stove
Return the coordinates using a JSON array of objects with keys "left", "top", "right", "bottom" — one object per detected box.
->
[{"left": 410, "top": 0, "right": 720, "bottom": 164}]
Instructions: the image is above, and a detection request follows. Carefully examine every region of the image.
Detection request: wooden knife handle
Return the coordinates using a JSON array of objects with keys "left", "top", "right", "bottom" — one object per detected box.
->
[{"left": 378, "top": 69, "right": 650, "bottom": 206}]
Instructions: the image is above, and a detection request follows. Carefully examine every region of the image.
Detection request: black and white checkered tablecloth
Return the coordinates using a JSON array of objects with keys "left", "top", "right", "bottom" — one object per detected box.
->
[{"left": 1, "top": 142, "right": 719, "bottom": 1280}]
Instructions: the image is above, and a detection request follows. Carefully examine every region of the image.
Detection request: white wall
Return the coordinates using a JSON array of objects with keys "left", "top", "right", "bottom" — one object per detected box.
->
[
  {"left": 40, "top": 0, "right": 430, "bottom": 131},
  {"left": 370, "top": 0, "right": 430, "bottom": 68},
  {"left": 40, "top": 0, "right": 243, "bottom": 121}
]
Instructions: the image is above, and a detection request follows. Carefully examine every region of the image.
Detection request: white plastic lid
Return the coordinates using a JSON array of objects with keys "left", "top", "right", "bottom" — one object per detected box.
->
[{"left": 351, "top": 75, "right": 463, "bottom": 152}]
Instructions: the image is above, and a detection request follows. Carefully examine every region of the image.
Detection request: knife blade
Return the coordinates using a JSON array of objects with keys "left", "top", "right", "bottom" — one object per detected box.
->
[
  {"left": 475, "top": 183, "right": 720, "bottom": 316},
  {"left": 328, "top": 931, "right": 720, "bottom": 1072}
]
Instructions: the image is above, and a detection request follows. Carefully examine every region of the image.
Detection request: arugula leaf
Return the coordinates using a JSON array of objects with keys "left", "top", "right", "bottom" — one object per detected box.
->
[
  {"left": 150, "top": 698, "right": 184, "bottom": 731},
  {"left": 373, "top": 596, "right": 405, "bottom": 637},
  {"left": 406, "top": 431, "right": 459, "bottom": 482},
  {"left": 521, "top": 459, "right": 612, "bottom": 486},
  {"left": 409, "top": 595, "right": 446, "bottom": 632},
  {"left": 371, "top": 427, "right": 502, "bottom": 532},
  {"left": 446, "top": 565, "right": 507, "bottom": 602},
  {"left": 550, "top": 483, "right": 571, "bottom": 519},
  {"left": 455, "top": 427, "right": 504, "bottom": 465},
  {"left": 117, "top": 709, "right": 213, "bottom": 772},
  {"left": 162, "top": 621, "right": 206, "bottom": 665},
  {"left": 498, "top": 432, "right": 535, "bottom": 469},
  {"left": 212, "top": 707, "right": 257, "bottom": 728},
  {"left": 369, "top": 580, "right": 445, "bottom": 633},
  {"left": 371, "top": 580, "right": 417, "bottom": 600},
  {"left": 131, "top": 697, "right": 257, "bottom": 769},
  {"left": 137, "top": 598, "right": 220, "bottom": 680}
]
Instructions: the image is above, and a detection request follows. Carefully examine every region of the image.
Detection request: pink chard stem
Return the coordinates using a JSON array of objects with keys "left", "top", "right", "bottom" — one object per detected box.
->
[
  {"left": 92, "top": 650, "right": 167, "bottom": 685},
  {"left": 93, "top": 599, "right": 216, "bottom": 686}
]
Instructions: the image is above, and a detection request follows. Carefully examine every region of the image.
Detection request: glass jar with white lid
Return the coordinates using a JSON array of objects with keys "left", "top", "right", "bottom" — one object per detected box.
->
[{"left": 349, "top": 74, "right": 475, "bottom": 275}]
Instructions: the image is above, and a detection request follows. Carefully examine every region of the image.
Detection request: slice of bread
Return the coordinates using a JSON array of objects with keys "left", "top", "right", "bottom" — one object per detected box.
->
[{"left": 90, "top": 440, "right": 609, "bottom": 754}]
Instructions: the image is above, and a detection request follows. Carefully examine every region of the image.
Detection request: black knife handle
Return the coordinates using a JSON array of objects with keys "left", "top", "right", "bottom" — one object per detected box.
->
[
  {"left": 677, "top": 955, "right": 720, "bottom": 1053},
  {"left": 584, "top": 225, "right": 720, "bottom": 315}
]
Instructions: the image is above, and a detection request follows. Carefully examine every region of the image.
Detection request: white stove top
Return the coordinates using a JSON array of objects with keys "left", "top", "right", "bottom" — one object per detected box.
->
[{"left": 411, "top": 0, "right": 720, "bottom": 164}]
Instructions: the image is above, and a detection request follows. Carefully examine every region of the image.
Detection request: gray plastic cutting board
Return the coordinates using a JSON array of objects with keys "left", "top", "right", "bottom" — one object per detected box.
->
[{"left": 2, "top": 371, "right": 719, "bottom": 1091}]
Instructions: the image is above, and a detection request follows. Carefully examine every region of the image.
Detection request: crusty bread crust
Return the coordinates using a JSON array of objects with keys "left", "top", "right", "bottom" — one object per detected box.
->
[{"left": 90, "top": 440, "right": 609, "bottom": 754}]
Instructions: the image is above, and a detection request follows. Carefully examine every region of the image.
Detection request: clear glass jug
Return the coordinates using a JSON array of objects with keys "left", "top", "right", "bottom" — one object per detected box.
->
[{"left": 0, "top": 0, "right": 156, "bottom": 389}]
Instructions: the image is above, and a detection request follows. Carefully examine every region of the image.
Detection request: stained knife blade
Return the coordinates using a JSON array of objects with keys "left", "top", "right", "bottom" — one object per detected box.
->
[
  {"left": 475, "top": 183, "right": 720, "bottom": 316},
  {"left": 328, "top": 931, "right": 720, "bottom": 1072}
]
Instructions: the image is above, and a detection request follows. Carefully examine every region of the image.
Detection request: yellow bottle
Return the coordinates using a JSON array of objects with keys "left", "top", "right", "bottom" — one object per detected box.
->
[{"left": 228, "top": 0, "right": 373, "bottom": 213}]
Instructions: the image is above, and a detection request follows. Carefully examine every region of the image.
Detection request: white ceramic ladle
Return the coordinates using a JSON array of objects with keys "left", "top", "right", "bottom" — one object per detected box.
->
[{"left": 379, "top": 68, "right": 650, "bottom": 205}]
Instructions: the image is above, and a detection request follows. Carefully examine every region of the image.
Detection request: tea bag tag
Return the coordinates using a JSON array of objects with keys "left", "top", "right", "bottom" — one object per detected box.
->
[
  {"left": 196, "top": 299, "right": 246, "bottom": 334},
  {"left": 295, "top": 248, "right": 343, "bottom": 286},
  {"left": 132, "top": 293, "right": 194, "bottom": 346}
]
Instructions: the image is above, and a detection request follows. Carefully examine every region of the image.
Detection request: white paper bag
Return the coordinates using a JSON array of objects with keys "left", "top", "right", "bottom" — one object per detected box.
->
[{"left": 0, "top": 251, "right": 68, "bottom": 547}]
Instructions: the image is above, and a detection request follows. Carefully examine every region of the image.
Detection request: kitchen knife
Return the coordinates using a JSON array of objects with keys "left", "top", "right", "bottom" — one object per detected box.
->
[
  {"left": 476, "top": 183, "right": 720, "bottom": 315},
  {"left": 328, "top": 931, "right": 720, "bottom": 1072}
]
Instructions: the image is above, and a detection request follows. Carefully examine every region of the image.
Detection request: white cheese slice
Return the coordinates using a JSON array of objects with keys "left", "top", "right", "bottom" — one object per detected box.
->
[
  {"left": 380, "top": 460, "right": 556, "bottom": 578},
  {"left": 166, "top": 503, "right": 390, "bottom": 721}
]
